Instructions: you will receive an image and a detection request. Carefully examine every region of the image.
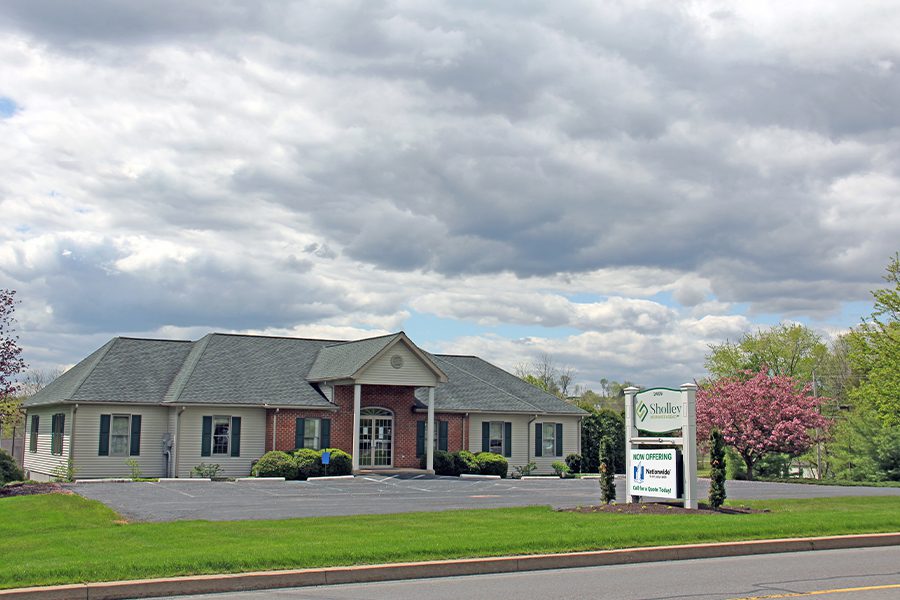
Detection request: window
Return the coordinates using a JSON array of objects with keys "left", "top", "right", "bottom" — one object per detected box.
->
[
  {"left": 110, "top": 415, "right": 130, "bottom": 456},
  {"left": 212, "top": 416, "right": 230, "bottom": 455},
  {"left": 542, "top": 422, "right": 558, "bottom": 457},
  {"left": 489, "top": 421, "right": 504, "bottom": 455},
  {"left": 51, "top": 413, "right": 65, "bottom": 455},
  {"left": 303, "top": 418, "right": 321, "bottom": 449},
  {"left": 29, "top": 415, "right": 39, "bottom": 453}
]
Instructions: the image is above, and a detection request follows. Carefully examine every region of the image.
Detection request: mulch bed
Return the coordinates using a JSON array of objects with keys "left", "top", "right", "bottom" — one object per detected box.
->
[
  {"left": 561, "top": 502, "right": 767, "bottom": 515},
  {"left": 0, "top": 482, "right": 72, "bottom": 498}
]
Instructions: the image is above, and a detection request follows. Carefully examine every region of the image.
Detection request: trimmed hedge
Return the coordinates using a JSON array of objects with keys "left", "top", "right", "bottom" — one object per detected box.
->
[
  {"left": 294, "top": 448, "right": 323, "bottom": 480},
  {"left": 322, "top": 448, "right": 352, "bottom": 476},
  {"left": 0, "top": 449, "right": 25, "bottom": 485},
  {"left": 433, "top": 450, "right": 457, "bottom": 476},
  {"left": 455, "top": 450, "right": 480, "bottom": 475},
  {"left": 252, "top": 451, "right": 298, "bottom": 479},
  {"left": 475, "top": 452, "right": 508, "bottom": 477}
]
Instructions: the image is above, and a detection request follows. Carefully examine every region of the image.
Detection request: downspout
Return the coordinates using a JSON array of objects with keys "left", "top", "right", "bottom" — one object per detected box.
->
[
  {"left": 463, "top": 413, "right": 469, "bottom": 450},
  {"left": 68, "top": 404, "right": 78, "bottom": 472},
  {"left": 271, "top": 407, "right": 280, "bottom": 451},
  {"left": 173, "top": 407, "right": 186, "bottom": 478},
  {"left": 527, "top": 414, "right": 538, "bottom": 465}
]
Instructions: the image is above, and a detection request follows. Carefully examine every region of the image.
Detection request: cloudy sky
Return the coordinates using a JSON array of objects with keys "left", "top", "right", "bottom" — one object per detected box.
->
[{"left": 1, "top": 1, "right": 898, "bottom": 390}]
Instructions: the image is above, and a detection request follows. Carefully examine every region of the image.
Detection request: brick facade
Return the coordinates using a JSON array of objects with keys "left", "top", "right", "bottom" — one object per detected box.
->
[{"left": 264, "top": 384, "right": 467, "bottom": 468}]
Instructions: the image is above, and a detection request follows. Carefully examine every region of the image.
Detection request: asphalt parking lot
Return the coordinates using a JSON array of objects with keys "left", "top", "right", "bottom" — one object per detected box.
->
[{"left": 71, "top": 475, "right": 900, "bottom": 522}]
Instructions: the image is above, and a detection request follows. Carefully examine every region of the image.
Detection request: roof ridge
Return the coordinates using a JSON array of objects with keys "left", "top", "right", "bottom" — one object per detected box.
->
[
  {"left": 163, "top": 334, "right": 214, "bottom": 404},
  {"left": 117, "top": 336, "right": 193, "bottom": 343},
  {"left": 66, "top": 337, "right": 119, "bottom": 402},
  {"left": 434, "top": 355, "right": 546, "bottom": 414},
  {"left": 322, "top": 331, "right": 401, "bottom": 348},
  {"left": 209, "top": 332, "right": 348, "bottom": 342}
]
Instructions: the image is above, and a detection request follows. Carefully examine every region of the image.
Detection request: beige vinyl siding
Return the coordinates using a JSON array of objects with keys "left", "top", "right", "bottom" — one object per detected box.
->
[
  {"left": 175, "top": 406, "right": 266, "bottom": 478},
  {"left": 23, "top": 406, "right": 73, "bottom": 482},
  {"left": 355, "top": 342, "right": 438, "bottom": 386},
  {"left": 72, "top": 405, "right": 170, "bottom": 479},
  {"left": 468, "top": 413, "right": 581, "bottom": 476}
]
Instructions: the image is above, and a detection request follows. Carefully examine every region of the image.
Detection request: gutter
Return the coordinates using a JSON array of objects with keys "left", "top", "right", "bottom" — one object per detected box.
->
[{"left": 68, "top": 404, "right": 78, "bottom": 467}]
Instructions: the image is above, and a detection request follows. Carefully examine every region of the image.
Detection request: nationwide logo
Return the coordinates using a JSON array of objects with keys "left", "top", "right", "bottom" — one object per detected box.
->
[
  {"left": 633, "top": 463, "right": 645, "bottom": 483},
  {"left": 636, "top": 400, "right": 649, "bottom": 421}
]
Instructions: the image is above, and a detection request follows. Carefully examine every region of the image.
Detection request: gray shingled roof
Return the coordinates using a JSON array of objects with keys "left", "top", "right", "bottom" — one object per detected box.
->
[
  {"left": 23, "top": 338, "right": 193, "bottom": 407},
  {"left": 24, "top": 333, "right": 586, "bottom": 416},
  {"left": 171, "top": 334, "right": 334, "bottom": 407},
  {"left": 416, "top": 354, "right": 586, "bottom": 415},
  {"left": 305, "top": 334, "right": 399, "bottom": 381}
]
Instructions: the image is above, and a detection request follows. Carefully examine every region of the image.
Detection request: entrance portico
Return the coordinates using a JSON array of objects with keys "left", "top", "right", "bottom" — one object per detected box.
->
[{"left": 304, "top": 332, "right": 448, "bottom": 473}]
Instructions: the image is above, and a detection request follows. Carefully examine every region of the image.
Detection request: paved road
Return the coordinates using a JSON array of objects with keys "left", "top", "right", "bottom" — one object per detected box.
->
[
  {"left": 71, "top": 475, "right": 900, "bottom": 522},
  {"left": 162, "top": 546, "right": 900, "bottom": 599}
]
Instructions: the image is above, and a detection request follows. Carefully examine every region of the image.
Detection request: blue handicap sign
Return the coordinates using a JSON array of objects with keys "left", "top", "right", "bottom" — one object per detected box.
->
[{"left": 321, "top": 451, "right": 331, "bottom": 465}]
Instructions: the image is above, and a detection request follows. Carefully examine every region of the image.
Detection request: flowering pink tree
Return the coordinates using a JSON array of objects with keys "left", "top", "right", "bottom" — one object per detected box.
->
[{"left": 697, "top": 369, "right": 830, "bottom": 480}]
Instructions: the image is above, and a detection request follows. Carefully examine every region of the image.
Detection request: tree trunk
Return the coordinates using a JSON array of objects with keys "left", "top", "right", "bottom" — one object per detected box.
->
[{"left": 742, "top": 454, "right": 755, "bottom": 481}]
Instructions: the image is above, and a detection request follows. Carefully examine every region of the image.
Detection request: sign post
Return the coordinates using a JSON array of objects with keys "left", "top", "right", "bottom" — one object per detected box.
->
[{"left": 624, "top": 383, "right": 698, "bottom": 509}]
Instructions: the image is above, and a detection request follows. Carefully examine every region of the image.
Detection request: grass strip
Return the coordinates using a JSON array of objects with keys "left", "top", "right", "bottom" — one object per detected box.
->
[
  {"left": 3, "top": 494, "right": 900, "bottom": 589},
  {"left": 757, "top": 478, "right": 900, "bottom": 488}
]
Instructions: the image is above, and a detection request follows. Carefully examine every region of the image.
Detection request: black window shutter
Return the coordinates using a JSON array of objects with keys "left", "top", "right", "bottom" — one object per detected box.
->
[
  {"left": 438, "top": 421, "right": 448, "bottom": 451},
  {"left": 30, "top": 415, "right": 39, "bottom": 452},
  {"left": 58, "top": 414, "right": 65, "bottom": 454},
  {"left": 129, "top": 415, "right": 142, "bottom": 456},
  {"left": 555, "top": 423, "right": 563, "bottom": 457},
  {"left": 503, "top": 422, "right": 512, "bottom": 457},
  {"left": 231, "top": 417, "right": 242, "bottom": 457},
  {"left": 98, "top": 414, "right": 110, "bottom": 456},
  {"left": 481, "top": 421, "right": 490, "bottom": 452},
  {"left": 416, "top": 421, "right": 426, "bottom": 457},
  {"left": 295, "top": 418, "right": 305, "bottom": 450},
  {"left": 534, "top": 423, "right": 543, "bottom": 457},
  {"left": 51, "top": 414, "right": 59, "bottom": 454},
  {"left": 201, "top": 416, "right": 212, "bottom": 457},
  {"left": 321, "top": 418, "right": 331, "bottom": 450}
]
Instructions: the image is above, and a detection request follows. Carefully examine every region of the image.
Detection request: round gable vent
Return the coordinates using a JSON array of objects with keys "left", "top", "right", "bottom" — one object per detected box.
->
[{"left": 390, "top": 354, "right": 403, "bottom": 369}]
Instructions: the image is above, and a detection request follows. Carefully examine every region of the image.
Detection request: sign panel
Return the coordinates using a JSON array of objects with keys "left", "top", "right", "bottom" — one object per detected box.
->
[
  {"left": 634, "top": 388, "right": 683, "bottom": 434},
  {"left": 628, "top": 448, "right": 679, "bottom": 499}
]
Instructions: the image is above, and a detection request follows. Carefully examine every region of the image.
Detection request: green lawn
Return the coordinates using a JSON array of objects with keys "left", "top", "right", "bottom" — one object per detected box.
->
[{"left": 4, "top": 494, "right": 900, "bottom": 590}]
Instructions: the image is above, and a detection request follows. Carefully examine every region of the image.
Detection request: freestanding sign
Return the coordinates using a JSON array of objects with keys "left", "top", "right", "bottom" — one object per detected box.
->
[
  {"left": 624, "top": 384, "right": 698, "bottom": 509},
  {"left": 628, "top": 448, "right": 679, "bottom": 498}
]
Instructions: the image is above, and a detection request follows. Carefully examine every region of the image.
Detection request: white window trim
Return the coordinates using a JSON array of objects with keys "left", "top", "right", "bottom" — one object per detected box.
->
[
  {"left": 303, "top": 418, "right": 321, "bottom": 450},
  {"left": 109, "top": 414, "right": 131, "bottom": 457},
  {"left": 542, "top": 422, "right": 558, "bottom": 457},
  {"left": 489, "top": 421, "right": 505, "bottom": 455},
  {"left": 212, "top": 415, "right": 231, "bottom": 456}
]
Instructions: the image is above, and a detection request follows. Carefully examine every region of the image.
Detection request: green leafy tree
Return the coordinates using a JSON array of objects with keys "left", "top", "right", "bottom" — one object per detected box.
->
[
  {"left": 847, "top": 253, "right": 900, "bottom": 426},
  {"left": 708, "top": 430, "right": 727, "bottom": 508},
  {"left": 580, "top": 408, "right": 625, "bottom": 474},
  {"left": 598, "top": 432, "right": 616, "bottom": 503},
  {"left": 830, "top": 404, "right": 900, "bottom": 482},
  {"left": 0, "top": 290, "right": 27, "bottom": 436},
  {"left": 705, "top": 323, "right": 827, "bottom": 383}
]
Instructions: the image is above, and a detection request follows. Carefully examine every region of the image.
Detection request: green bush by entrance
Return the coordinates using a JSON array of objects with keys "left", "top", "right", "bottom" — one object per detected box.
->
[
  {"left": 252, "top": 451, "right": 298, "bottom": 479},
  {"left": 455, "top": 450, "right": 480, "bottom": 475},
  {"left": 322, "top": 449, "right": 352, "bottom": 476},
  {"left": 433, "top": 450, "right": 457, "bottom": 476},
  {"left": 475, "top": 452, "right": 508, "bottom": 477},
  {"left": 293, "top": 448, "right": 323, "bottom": 480}
]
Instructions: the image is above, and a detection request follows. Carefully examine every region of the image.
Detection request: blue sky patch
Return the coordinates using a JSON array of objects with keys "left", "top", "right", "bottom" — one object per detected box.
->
[{"left": 0, "top": 97, "right": 18, "bottom": 118}]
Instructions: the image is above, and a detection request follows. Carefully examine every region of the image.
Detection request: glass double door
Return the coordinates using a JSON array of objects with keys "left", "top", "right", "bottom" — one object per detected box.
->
[{"left": 358, "top": 409, "right": 393, "bottom": 467}]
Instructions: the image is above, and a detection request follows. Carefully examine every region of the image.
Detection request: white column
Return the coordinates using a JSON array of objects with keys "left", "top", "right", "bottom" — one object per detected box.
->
[
  {"left": 352, "top": 384, "right": 362, "bottom": 472},
  {"left": 623, "top": 386, "right": 639, "bottom": 504},
  {"left": 426, "top": 387, "right": 435, "bottom": 473},
  {"left": 681, "top": 382, "right": 698, "bottom": 510}
]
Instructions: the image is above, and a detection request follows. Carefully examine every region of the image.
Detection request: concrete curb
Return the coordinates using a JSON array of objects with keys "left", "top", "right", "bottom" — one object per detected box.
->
[
  {"left": 459, "top": 474, "right": 500, "bottom": 480},
  {"left": 307, "top": 475, "right": 355, "bottom": 481},
  {"left": 3, "top": 532, "right": 898, "bottom": 600}
]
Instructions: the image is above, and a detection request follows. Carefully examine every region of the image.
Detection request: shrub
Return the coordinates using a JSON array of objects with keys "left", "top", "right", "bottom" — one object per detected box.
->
[
  {"left": 565, "top": 453, "right": 583, "bottom": 474},
  {"left": 709, "top": 429, "right": 727, "bottom": 509},
  {"left": 552, "top": 461, "right": 570, "bottom": 477},
  {"left": 512, "top": 461, "right": 536, "bottom": 478},
  {"left": 252, "top": 451, "right": 299, "bottom": 479},
  {"left": 51, "top": 458, "right": 78, "bottom": 483},
  {"left": 598, "top": 432, "right": 616, "bottom": 503},
  {"left": 0, "top": 449, "right": 24, "bottom": 484},
  {"left": 433, "top": 450, "right": 458, "bottom": 476},
  {"left": 193, "top": 463, "right": 221, "bottom": 478},
  {"left": 321, "top": 448, "right": 352, "bottom": 476},
  {"left": 294, "top": 448, "right": 323, "bottom": 480},
  {"left": 125, "top": 458, "right": 142, "bottom": 480},
  {"left": 475, "top": 452, "right": 508, "bottom": 477},
  {"left": 454, "top": 450, "right": 480, "bottom": 475},
  {"left": 581, "top": 408, "right": 625, "bottom": 474}
]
